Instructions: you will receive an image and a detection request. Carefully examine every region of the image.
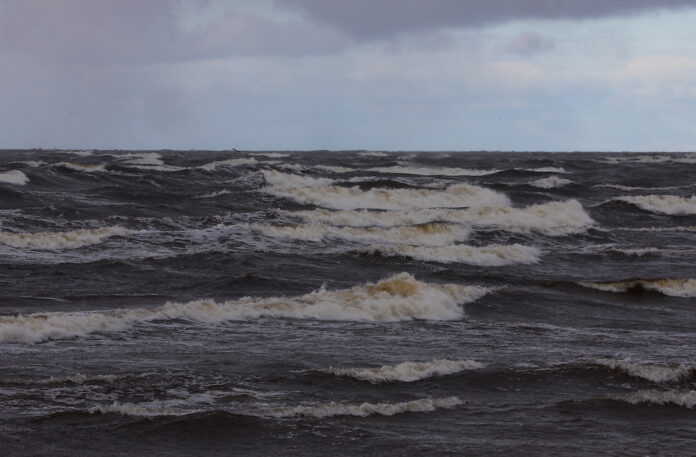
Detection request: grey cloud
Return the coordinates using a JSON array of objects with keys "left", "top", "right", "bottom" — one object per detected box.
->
[
  {"left": 278, "top": 0, "right": 696, "bottom": 39},
  {"left": 0, "top": 0, "right": 349, "bottom": 62},
  {"left": 505, "top": 32, "right": 555, "bottom": 56}
]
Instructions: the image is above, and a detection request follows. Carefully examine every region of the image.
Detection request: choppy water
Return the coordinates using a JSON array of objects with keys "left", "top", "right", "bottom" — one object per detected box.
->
[{"left": 1, "top": 149, "right": 696, "bottom": 456}]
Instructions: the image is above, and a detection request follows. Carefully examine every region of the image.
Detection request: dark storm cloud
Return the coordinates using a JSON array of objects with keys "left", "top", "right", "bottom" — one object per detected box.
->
[{"left": 278, "top": 0, "right": 696, "bottom": 38}]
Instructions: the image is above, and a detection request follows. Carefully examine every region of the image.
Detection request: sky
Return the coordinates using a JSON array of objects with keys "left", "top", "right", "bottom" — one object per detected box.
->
[{"left": 1, "top": 0, "right": 696, "bottom": 151}]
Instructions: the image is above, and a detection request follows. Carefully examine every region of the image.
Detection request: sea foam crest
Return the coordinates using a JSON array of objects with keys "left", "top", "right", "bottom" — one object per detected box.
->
[
  {"left": 578, "top": 279, "right": 696, "bottom": 298},
  {"left": 199, "top": 157, "right": 258, "bottom": 171},
  {"left": 594, "top": 359, "right": 695, "bottom": 383},
  {"left": 269, "top": 396, "right": 463, "bottom": 418},
  {"left": 262, "top": 170, "right": 510, "bottom": 210},
  {"left": 56, "top": 162, "right": 107, "bottom": 172},
  {"left": 293, "top": 200, "right": 592, "bottom": 236},
  {"left": 251, "top": 222, "right": 470, "bottom": 246},
  {"left": 364, "top": 244, "right": 540, "bottom": 266},
  {"left": 0, "top": 273, "right": 490, "bottom": 343},
  {"left": 323, "top": 359, "right": 484, "bottom": 383},
  {"left": 365, "top": 165, "right": 500, "bottom": 176},
  {"left": 614, "top": 390, "right": 696, "bottom": 409},
  {"left": 90, "top": 401, "right": 200, "bottom": 417},
  {"left": 0, "top": 226, "right": 132, "bottom": 250},
  {"left": 0, "top": 170, "right": 29, "bottom": 185},
  {"left": 530, "top": 176, "right": 573, "bottom": 189},
  {"left": 615, "top": 195, "right": 696, "bottom": 215}
]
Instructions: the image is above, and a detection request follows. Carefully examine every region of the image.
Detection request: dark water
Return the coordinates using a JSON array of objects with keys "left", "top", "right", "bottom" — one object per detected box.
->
[{"left": 1, "top": 150, "right": 695, "bottom": 456}]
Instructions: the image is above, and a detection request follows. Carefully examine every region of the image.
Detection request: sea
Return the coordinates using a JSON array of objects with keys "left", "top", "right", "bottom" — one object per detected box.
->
[{"left": 1, "top": 149, "right": 695, "bottom": 456}]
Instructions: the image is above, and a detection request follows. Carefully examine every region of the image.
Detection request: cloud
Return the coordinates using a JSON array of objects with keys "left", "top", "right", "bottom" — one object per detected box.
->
[
  {"left": 0, "top": 0, "right": 350, "bottom": 62},
  {"left": 504, "top": 32, "right": 555, "bottom": 56},
  {"left": 278, "top": 0, "right": 696, "bottom": 39}
]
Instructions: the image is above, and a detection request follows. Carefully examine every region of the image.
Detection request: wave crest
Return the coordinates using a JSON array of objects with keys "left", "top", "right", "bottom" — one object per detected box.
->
[
  {"left": 364, "top": 244, "right": 540, "bottom": 266},
  {"left": 615, "top": 195, "right": 696, "bottom": 215},
  {"left": 269, "top": 396, "right": 462, "bottom": 418},
  {"left": 594, "top": 359, "right": 695, "bottom": 383},
  {"left": 578, "top": 279, "right": 696, "bottom": 298},
  {"left": 0, "top": 273, "right": 490, "bottom": 343},
  {"left": 323, "top": 359, "right": 484, "bottom": 383},
  {"left": 0, "top": 170, "right": 29, "bottom": 185},
  {"left": 0, "top": 226, "right": 132, "bottom": 250}
]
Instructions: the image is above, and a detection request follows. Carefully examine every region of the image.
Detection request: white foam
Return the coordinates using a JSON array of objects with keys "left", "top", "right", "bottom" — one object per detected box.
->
[
  {"left": 121, "top": 152, "right": 163, "bottom": 166},
  {"left": 194, "top": 190, "right": 232, "bottom": 199},
  {"left": 269, "top": 396, "right": 462, "bottom": 418},
  {"left": 578, "top": 279, "right": 696, "bottom": 298},
  {"left": 0, "top": 273, "right": 490, "bottom": 343},
  {"left": 199, "top": 158, "right": 258, "bottom": 171},
  {"left": 519, "top": 167, "right": 569, "bottom": 173},
  {"left": 359, "top": 152, "right": 388, "bottom": 157},
  {"left": 615, "top": 390, "right": 696, "bottom": 409},
  {"left": 0, "top": 170, "right": 29, "bottom": 185},
  {"left": 293, "top": 200, "right": 593, "bottom": 236},
  {"left": 364, "top": 243, "right": 540, "bottom": 266},
  {"left": 530, "top": 176, "right": 573, "bottom": 189},
  {"left": 615, "top": 195, "right": 696, "bottom": 215},
  {"left": 323, "top": 359, "right": 484, "bottom": 383},
  {"left": 314, "top": 165, "right": 357, "bottom": 173},
  {"left": 366, "top": 165, "right": 500, "bottom": 176},
  {"left": 609, "top": 248, "right": 661, "bottom": 257},
  {"left": 66, "top": 150, "right": 94, "bottom": 157},
  {"left": 594, "top": 359, "right": 694, "bottom": 383},
  {"left": 0, "top": 226, "right": 132, "bottom": 250},
  {"left": 251, "top": 153, "right": 289, "bottom": 158},
  {"left": 90, "top": 401, "right": 199, "bottom": 417},
  {"left": 251, "top": 223, "right": 470, "bottom": 246},
  {"left": 56, "top": 162, "right": 107, "bottom": 173},
  {"left": 17, "top": 161, "right": 44, "bottom": 168},
  {"left": 262, "top": 170, "right": 510, "bottom": 210}
]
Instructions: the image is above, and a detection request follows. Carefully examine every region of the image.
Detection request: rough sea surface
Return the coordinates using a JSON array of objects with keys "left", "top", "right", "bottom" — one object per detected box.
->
[{"left": 1, "top": 150, "right": 695, "bottom": 456}]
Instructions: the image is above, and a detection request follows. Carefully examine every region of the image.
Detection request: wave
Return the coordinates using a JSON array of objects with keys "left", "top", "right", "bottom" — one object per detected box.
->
[
  {"left": 614, "top": 195, "right": 696, "bottom": 215},
  {"left": 251, "top": 153, "right": 289, "bottom": 158},
  {"left": 593, "top": 359, "right": 695, "bottom": 383},
  {"left": 251, "top": 222, "right": 470, "bottom": 246},
  {"left": 322, "top": 359, "right": 484, "bottom": 383},
  {"left": 358, "top": 152, "right": 388, "bottom": 157},
  {"left": 55, "top": 162, "right": 107, "bottom": 173},
  {"left": 530, "top": 176, "right": 573, "bottom": 189},
  {"left": 517, "top": 167, "right": 569, "bottom": 173},
  {"left": 262, "top": 171, "right": 510, "bottom": 210},
  {"left": 366, "top": 165, "right": 500, "bottom": 177},
  {"left": 292, "top": 200, "right": 593, "bottom": 236},
  {"left": 607, "top": 247, "right": 661, "bottom": 257},
  {"left": 363, "top": 243, "right": 540, "bottom": 265},
  {"left": 614, "top": 390, "right": 696, "bottom": 409},
  {"left": 0, "top": 170, "right": 29, "bottom": 185},
  {"left": 595, "top": 184, "right": 689, "bottom": 191},
  {"left": 90, "top": 401, "right": 200, "bottom": 417},
  {"left": 0, "top": 273, "right": 490, "bottom": 343},
  {"left": 269, "top": 396, "right": 462, "bottom": 418},
  {"left": 199, "top": 157, "right": 259, "bottom": 171},
  {"left": 194, "top": 190, "right": 232, "bottom": 199},
  {"left": 313, "top": 165, "right": 358, "bottom": 173},
  {"left": 577, "top": 279, "right": 696, "bottom": 298},
  {"left": 0, "top": 226, "right": 132, "bottom": 250}
]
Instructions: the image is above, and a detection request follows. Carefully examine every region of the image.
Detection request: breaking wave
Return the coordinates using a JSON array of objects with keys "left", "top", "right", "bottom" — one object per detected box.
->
[
  {"left": 530, "top": 176, "right": 573, "bottom": 189},
  {"left": 614, "top": 390, "right": 696, "bottom": 409},
  {"left": 0, "top": 273, "right": 490, "bottom": 343},
  {"left": 251, "top": 222, "right": 470, "bottom": 246},
  {"left": 594, "top": 359, "right": 695, "bottom": 383},
  {"left": 292, "top": 200, "right": 592, "bottom": 236},
  {"left": 0, "top": 170, "right": 29, "bottom": 185},
  {"left": 578, "top": 279, "right": 696, "bottom": 298},
  {"left": 322, "top": 359, "right": 484, "bottom": 383},
  {"left": 199, "top": 157, "right": 259, "bottom": 171},
  {"left": 56, "top": 162, "right": 107, "bottom": 173},
  {"left": 366, "top": 165, "right": 500, "bottom": 176},
  {"left": 269, "top": 396, "right": 462, "bottom": 418},
  {"left": 262, "top": 171, "right": 509, "bottom": 210},
  {"left": 363, "top": 244, "right": 540, "bottom": 266},
  {"left": 615, "top": 195, "right": 696, "bottom": 215},
  {"left": 607, "top": 248, "right": 661, "bottom": 257},
  {"left": 0, "top": 226, "right": 133, "bottom": 250},
  {"left": 90, "top": 401, "right": 199, "bottom": 417}
]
